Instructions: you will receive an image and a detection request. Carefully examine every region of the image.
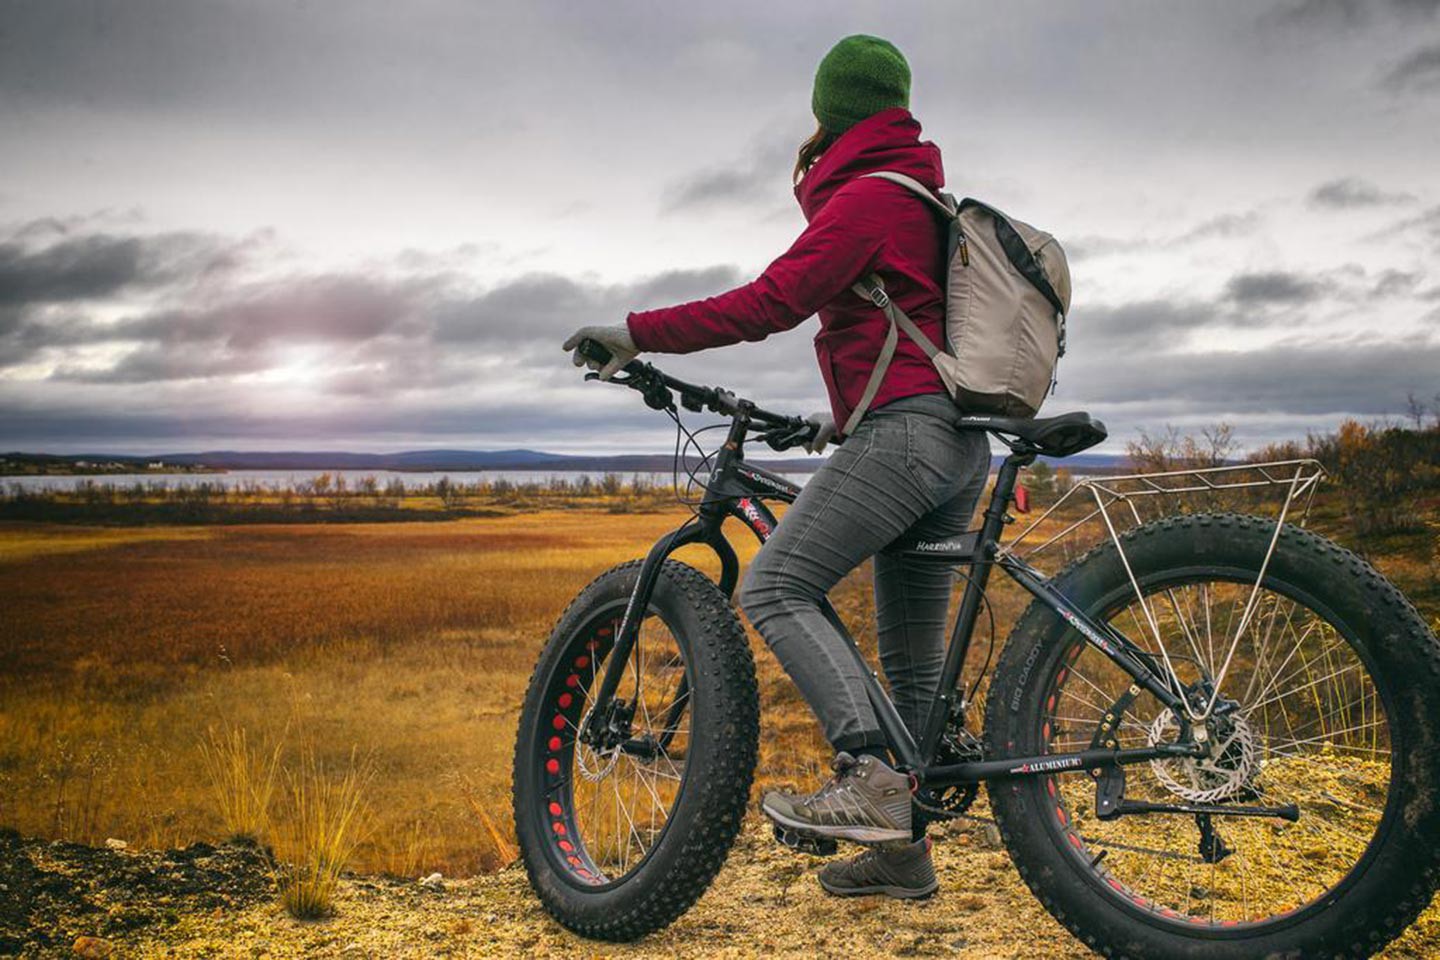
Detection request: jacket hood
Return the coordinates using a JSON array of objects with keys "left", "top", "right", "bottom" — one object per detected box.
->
[{"left": 795, "top": 107, "right": 944, "bottom": 220}]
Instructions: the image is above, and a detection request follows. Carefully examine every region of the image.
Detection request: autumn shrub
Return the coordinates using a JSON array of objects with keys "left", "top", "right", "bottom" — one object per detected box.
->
[{"left": 1307, "top": 420, "right": 1440, "bottom": 537}]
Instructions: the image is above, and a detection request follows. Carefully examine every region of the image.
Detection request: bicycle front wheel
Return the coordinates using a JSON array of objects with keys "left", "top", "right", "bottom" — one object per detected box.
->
[
  {"left": 512, "top": 559, "right": 758, "bottom": 941},
  {"left": 985, "top": 513, "right": 1440, "bottom": 959}
]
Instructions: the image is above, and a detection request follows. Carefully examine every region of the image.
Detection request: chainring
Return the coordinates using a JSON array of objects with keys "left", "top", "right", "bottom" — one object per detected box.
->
[{"left": 917, "top": 724, "right": 984, "bottom": 818}]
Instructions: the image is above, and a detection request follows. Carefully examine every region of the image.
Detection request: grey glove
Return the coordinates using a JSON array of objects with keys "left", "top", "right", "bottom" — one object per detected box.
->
[
  {"left": 562, "top": 323, "right": 638, "bottom": 380},
  {"left": 803, "top": 411, "right": 837, "bottom": 455}
]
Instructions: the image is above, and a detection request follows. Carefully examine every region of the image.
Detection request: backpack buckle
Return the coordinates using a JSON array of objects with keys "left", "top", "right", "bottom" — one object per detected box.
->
[{"left": 867, "top": 286, "right": 891, "bottom": 309}]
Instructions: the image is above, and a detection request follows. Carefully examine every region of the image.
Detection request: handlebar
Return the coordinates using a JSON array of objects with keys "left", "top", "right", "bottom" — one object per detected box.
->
[{"left": 575, "top": 338, "right": 820, "bottom": 451}]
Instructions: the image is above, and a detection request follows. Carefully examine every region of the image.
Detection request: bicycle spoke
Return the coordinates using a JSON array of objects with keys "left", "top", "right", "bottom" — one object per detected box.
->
[
  {"left": 559, "top": 612, "right": 692, "bottom": 884},
  {"left": 1041, "top": 575, "right": 1391, "bottom": 927}
]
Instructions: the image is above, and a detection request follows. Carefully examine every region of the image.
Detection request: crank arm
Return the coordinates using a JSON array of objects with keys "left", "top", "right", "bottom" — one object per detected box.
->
[{"left": 1105, "top": 799, "right": 1300, "bottom": 822}]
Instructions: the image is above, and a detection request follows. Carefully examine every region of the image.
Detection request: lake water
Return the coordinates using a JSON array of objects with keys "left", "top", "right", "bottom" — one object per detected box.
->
[{"left": 1, "top": 468, "right": 812, "bottom": 493}]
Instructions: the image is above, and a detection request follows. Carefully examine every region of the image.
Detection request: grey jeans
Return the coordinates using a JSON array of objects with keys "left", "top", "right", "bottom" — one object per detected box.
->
[{"left": 738, "top": 392, "right": 991, "bottom": 752}]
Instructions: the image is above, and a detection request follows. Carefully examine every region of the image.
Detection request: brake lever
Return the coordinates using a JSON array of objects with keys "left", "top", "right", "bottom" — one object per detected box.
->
[{"left": 761, "top": 421, "right": 817, "bottom": 452}]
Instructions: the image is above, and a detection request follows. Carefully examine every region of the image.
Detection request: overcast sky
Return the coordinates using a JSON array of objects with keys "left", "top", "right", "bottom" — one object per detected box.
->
[{"left": 2, "top": 0, "right": 1438, "bottom": 455}]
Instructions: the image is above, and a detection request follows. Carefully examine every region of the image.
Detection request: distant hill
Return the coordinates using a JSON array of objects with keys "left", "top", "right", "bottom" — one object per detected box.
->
[{"left": 3, "top": 447, "right": 1128, "bottom": 475}]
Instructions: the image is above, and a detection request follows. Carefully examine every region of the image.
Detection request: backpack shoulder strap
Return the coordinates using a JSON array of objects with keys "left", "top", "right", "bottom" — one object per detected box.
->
[
  {"left": 859, "top": 171, "right": 958, "bottom": 219},
  {"left": 841, "top": 274, "right": 947, "bottom": 437}
]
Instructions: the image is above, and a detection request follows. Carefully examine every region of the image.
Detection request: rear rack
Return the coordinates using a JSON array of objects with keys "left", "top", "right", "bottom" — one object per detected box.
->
[{"left": 1004, "top": 458, "right": 1329, "bottom": 722}]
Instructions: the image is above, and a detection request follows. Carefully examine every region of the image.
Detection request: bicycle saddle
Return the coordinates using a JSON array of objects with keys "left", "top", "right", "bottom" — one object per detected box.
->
[{"left": 954, "top": 411, "right": 1108, "bottom": 458}]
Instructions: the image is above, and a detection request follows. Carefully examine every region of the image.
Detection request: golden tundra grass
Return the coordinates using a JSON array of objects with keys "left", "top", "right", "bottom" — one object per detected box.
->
[
  {"left": 0, "top": 493, "right": 1435, "bottom": 888},
  {"left": 0, "top": 510, "right": 784, "bottom": 874}
]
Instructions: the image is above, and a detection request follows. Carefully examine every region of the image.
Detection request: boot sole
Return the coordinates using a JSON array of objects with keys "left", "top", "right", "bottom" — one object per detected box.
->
[
  {"left": 761, "top": 800, "right": 910, "bottom": 846},
  {"left": 817, "top": 874, "right": 939, "bottom": 900}
]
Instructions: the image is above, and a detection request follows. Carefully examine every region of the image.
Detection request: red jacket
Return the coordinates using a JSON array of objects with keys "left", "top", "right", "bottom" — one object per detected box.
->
[{"left": 625, "top": 107, "right": 948, "bottom": 433}]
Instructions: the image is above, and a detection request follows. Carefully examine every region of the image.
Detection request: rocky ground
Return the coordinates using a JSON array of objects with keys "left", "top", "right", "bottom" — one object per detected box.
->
[{"left": 5, "top": 821, "right": 1439, "bottom": 959}]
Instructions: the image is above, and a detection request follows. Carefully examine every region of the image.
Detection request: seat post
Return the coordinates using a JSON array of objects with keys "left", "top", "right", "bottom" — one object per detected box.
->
[{"left": 984, "top": 444, "right": 1036, "bottom": 530}]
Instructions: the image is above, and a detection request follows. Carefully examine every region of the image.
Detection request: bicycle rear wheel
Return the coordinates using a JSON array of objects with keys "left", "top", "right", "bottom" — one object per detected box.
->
[
  {"left": 512, "top": 559, "right": 758, "bottom": 940},
  {"left": 985, "top": 513, "right": 1440, "bottom": 958}
]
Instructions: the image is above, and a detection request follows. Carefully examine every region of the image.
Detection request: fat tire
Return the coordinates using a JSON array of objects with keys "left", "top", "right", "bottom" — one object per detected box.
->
[
  {"left": 984, "top": 513, "right": 1440, "bottom": 959},
  {"left": 512, "top": 559, "right": 759, "bottom": 941}
]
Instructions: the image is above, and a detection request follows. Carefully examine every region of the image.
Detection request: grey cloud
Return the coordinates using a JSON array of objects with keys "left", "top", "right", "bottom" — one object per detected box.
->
[
  {"left": 0, "top": 224, "right": 258, "bottom": 309},
  {"left": 1175, "top": 212, "right": 1262, "bottom": 243},
  {"left": 1071, "top": 263, "right": 1430, "bottom": 356},
  {"left": 0, "top": 220, "right": 769, "bottom": 393},
  {"left": 433, "top": 266, "right": 744, "bottom": 347},
  {"left": 1372, "top": 269, "right": 1423, "bottom": 296},
  {"left": 0, "top": 391, "right": 675, "bottom": 449},
  {"left": 1065, "top": 236, "right": 1139, "bottom": 261},
  {"left": 1065, "top": 336, "right": 1440, "bottom": 417},
  {"left": 52, "top": 345, "right": 269, "bottom": 384},
  {"left": 119, "top": 275, "right": 435, "bottom": 349},
  {"left": 1065, "top": 210, "right": 1262, "bottom": 262},
  {"left": 661, "top": 135, "right": 795, "bottom": 213},
  {"left": 1393, "top": 205, "right": 1440, "bottom": 240},
  {"left": 629, "top": 266, "right": 743, "bottom": 308},
  {"left": 11, "top": 332, "right": 1435, "bottom": 452},
  {"left": 1273, "top": 0, "right": 1440, "bottom": 29},
  {"left": 1308, "top": 177, "right": 1417, "bottom": 208},
  {"left": 1073, "top": 300, "right": 1217, "bottom": 350},
  {"left": 1223, "top": 271, "right": 1330, "bottom": 306},
  {"left": 1383, "top": 44, "right": 1440, "bottom": 92},
  {"left": 1, "top": 234, "right": 148, "bottom": 306}
]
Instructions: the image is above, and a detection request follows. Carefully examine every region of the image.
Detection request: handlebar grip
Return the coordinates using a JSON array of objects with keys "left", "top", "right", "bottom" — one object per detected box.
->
[{"left": 577, "top": 338, "right": 614, "bottom": 366}]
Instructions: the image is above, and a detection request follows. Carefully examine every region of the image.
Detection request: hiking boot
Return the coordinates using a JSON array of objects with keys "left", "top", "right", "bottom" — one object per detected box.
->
[
  {"left": 817, "top": 838, "right": 938, "bottom": 899},
  {"left": 760, "top": 752, "right": 912, "bottom": 845}
]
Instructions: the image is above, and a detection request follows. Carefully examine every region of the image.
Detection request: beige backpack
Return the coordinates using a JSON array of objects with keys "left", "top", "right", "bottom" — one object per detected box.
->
[{"left": 842, "top": 171, "right": 1072, "bottom": 436}]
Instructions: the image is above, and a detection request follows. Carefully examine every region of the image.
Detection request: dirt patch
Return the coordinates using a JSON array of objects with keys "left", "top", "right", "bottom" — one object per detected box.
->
[
  {"left": 0, "top": 828, "right": 271, "bottom": 956},
  {"left": 5, "top": 821, "right": 1439, "bottom": 958}
]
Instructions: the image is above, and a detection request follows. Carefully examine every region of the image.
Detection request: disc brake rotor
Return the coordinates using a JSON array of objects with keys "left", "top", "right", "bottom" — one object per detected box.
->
[
  {"left": 1147, "top": 707, "right": 1261, "bottom": 803},
  {"left": 575, "top": 741, "right": 621, "bottom": 781}
]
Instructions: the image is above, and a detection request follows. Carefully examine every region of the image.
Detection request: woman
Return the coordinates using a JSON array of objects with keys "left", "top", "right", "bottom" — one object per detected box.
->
[{"left": 563, "top": 35, "right": 990, "bottom": 900}]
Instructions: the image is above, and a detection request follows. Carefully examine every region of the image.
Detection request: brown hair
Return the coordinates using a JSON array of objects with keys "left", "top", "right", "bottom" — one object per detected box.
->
[{"left": 792, "top": 124, "right": 837, "bottom": 186}]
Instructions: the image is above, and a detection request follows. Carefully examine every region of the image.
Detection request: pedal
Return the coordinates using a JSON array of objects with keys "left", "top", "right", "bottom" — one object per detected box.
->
[{"left": 772, "top": 823, "right": 838, "bottom": 857}]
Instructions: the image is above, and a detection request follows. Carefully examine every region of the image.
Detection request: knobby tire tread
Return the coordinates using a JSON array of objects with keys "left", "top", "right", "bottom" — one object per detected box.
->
[
  {"left": 513, "top": 560, "right": 759, "bottom": 941},
  {"left": 984, "top": 513, "right": 1440, "bottom": 959}
]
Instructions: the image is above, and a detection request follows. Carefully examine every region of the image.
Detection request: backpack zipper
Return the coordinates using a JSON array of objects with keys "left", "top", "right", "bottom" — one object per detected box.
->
[
  {"left": 957, "top": 233, "right": 970, "bottom": 266},
  {"left": 1050, "top": 311, "right": 1067, "bottom": 395}
]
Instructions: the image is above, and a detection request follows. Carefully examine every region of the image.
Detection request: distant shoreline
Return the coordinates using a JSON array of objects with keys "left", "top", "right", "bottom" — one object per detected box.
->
[{"left": 1, "top": 447, "right": 1125, "bottom": 476}]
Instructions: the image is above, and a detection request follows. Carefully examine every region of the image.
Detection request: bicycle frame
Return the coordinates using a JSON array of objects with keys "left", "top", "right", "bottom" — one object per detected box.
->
[{"left": 585, "top": 401, "right": 1207, "bottom": 792}]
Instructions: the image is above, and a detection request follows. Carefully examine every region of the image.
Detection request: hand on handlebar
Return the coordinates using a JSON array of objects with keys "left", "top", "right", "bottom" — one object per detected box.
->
[
  {"left": 757, "top": 412, "right": 840, "bottom": 454},
  {"left": 563, "top": 338, "right": 830, "bottom": 447},
  {"left": 562, "top": 324, "right": 638, "bottom": 380},
  {"left": 802, "top": 411, "right": 837, "bottom": 455}
]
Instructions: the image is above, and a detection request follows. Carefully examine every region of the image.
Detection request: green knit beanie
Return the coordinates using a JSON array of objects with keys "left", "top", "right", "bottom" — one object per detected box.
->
[{"left": 811, "top": 35, "right": 911, "bottom": 135}]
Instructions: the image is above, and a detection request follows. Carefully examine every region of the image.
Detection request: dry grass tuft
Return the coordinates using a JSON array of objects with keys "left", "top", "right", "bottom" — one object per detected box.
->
[
  {"left": 198, "top": 726, "right": 282, "bottom": 843},
  {"left": 273, "top": 748, "right": 373, "bottom": 919}
]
